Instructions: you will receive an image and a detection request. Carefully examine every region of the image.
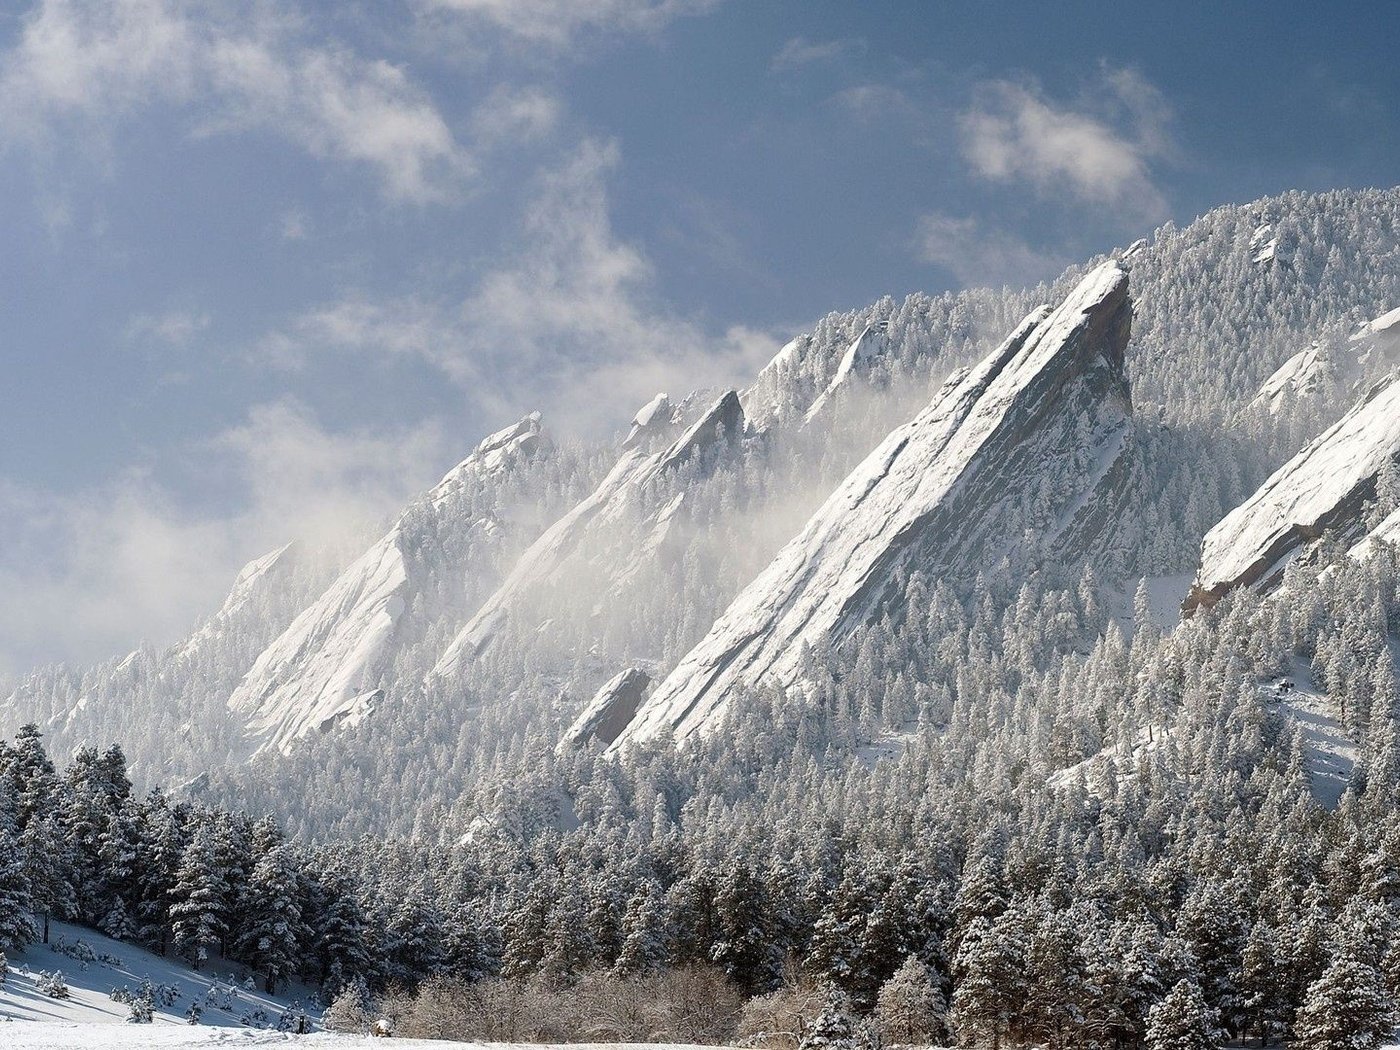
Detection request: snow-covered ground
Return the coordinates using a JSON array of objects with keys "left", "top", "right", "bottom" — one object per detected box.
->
[
  {"left": 3, "top": 1026, "right": 719, "bottom": 1049},
  {"left": 1265, "top": 657, "right": 1357, "bottom": 809},
  {"left": 1107, "top": 570, "right": 1197, "bottom": 636},
  {"left": 1, "top": 1022, "right": 734, "bottom": 1050},
  {"left": 2, "top": 919, "right": 312, "bottom": 1029}
]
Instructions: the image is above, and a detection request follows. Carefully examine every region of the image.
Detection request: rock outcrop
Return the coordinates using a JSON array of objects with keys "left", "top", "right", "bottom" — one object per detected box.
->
[
  {"left": 1186, "top": 372, "right": 1400, "bottom": 613},
  {"left": 557, "top": 668, "right": 652, "bottom": 752},
  {"left": 429, "top": 391, "right": 747, "bottom": 677},
  {"left": 613, "top": 262, "right": 1135, "bottom": 748},
  {"left": 801, "top": 321, "right": 890, "bottom": 426}
]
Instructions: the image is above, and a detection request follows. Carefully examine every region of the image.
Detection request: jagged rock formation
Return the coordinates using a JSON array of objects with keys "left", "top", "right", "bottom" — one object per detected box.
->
[
  {"left": 228, "top": 414, "right": 549, "bottom": 755},
  {"left": 801, "top": 321, "right": 890, "bottom": 426},
  {"left": 429, "top": 391, "right": 746, "bottom": 676},
  {"left": 614, "top": 262, "right": 1135, "bottom": 748},
  {"left": 1186, "top": 374, "right": 1400, "bottom": 613},
  {"left": 624, "top": 394, "right": 673, "bottom": 449},
  {"left": 172, "top": 543, "right": 297, "bottom": 662},
  {"left": 556, "top": 668, "right": 651, "bottom": 752},
  {"left": 1250, "top": 342, "right": 1336, "bottom": 415}
]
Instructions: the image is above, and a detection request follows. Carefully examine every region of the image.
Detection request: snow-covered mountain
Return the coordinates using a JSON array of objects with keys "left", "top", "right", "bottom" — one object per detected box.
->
[
  {"left": 616, "top": 263, "right": 1134, "bottom": 747},
  {"left": 8, "top": 187, "right": 1400, "bottom": 828},
  {"left": 429, "top": 391, "right": 746, "bottom": 678},
  {"left": 229, "top": 414, "right": 550, "bottom": 755}
]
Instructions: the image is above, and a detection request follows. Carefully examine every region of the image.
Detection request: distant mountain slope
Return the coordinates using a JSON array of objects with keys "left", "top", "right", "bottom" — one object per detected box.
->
[{"left": 229, "top": 415, "right": 550, "bottom": 755}]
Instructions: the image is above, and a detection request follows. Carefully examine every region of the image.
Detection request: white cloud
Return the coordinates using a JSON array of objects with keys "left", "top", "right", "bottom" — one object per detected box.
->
[
  {"left": 913, "top": 212, "right": 1064, "bottom": 289},
  {"left": 126, "top": 309, "right": 211, "bottom": 346},
  {"left": 0, "top": 401, "right": 449, "bottom": 675},
  {"left": 831, "top": 82, "right": 914, "bottom": 122},
  {"left": 0, "top": 0, "right": 470, "bottom": 203},
  {"left": 423, "top": 0, "right": 718, "bottom": 49},
  {"left": 959, "top": 68, "right": 1174, "bottom": 218},
  {"left": 770, "top": 36, "right": 862, "bottom": 72},
  {"left": 470, "top": 84, "right": 562, "bottom": 144},
  {"left": 262, "top": 138, "right": 781, "bottom": 432}
]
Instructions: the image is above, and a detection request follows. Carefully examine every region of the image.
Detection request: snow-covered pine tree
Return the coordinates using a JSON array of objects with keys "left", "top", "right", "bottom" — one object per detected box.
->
[
  {"left": 0, "top": 818, "right": 39, "bottom": 952},
  {"left": 236, "top": 842, "right": 304, "bottom": 993},
  {"left": 875, "top": 955, "right": 948, "bottom": 1045},
  {"left": 168, "top": 821, "right": 231, "bottom": 969},
  {"left": 1145, "top": 979, "right": 1223, "bottom": 1050},
  {"left": 1294, "top": 943, "right": 1395, "bottom": 1050}
]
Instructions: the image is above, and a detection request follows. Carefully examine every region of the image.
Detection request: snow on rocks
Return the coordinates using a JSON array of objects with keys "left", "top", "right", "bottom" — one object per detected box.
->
[
  {"left": 1246, "top": 306, "right": 1400, "bottom": 416},
  {"left": 429, "top": 392, "right": 746, "bottom": 675},
  {"left": 228, "top": 414, "right": 548, "bottom": 756},
  {"left": 624, "top": 393, "right": 675, "bottom": 449},
  {"left": 1248, "top": 341, "right": 1336, "bottom": 415},
  {"left": 614, "top": 263, "right": 1135, "bottom": 749},
  {"left": 1250, "top": 222, "right": 1280, "bottom": 266},
  {"left": 170, "top": 544, "right": 297, "bottom": 664},
  {"left": 428, "top": 412, "right": 546, "bottom": 510},
  {"left": 1355, "top": 305, "right": 1400, "bottom": 340},
  {"left": 1186, "top": 373, "right": 1400, "bottom": 613},
  {"left": 741, "top": 334, "right": 809, "bottom": 430}
]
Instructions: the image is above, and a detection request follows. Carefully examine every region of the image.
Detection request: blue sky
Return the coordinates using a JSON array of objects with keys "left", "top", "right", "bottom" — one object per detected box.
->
[{"left": 2, "top": 0, "right": 1397, "bottom": 673}]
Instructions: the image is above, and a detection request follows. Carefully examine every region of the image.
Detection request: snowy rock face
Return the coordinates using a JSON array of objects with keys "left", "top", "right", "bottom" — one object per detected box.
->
[
  {"left": 557, "top": 667, "right": 652, "bottom": 751},
  {"left": 430, "top": 392, "right": 747, "bottom": 676},
  {"left": 229, "top": 414, "right": 549, "bottom": 756},
  {"left": 742, "top": 335, "right": 810, "bottom": 430},
  {"left": 1249, "top": 342, "right": 1337, "bottom": 415},
  {"left": 1250, "top": 222, "right": 1281, "bottom": 266},
  {"left": 615, "top": 263, "right": 1134, "bottom": 748},
  {"left": 1247, "top": 307, "right": 1400, "bottom": 415},
  {"left": 1187, "top": 374, "right": 1400, "bottom": 613},
  {"left": 802, "top": 321, "right": 891, "bottom": 426},
  {"left": 428, "top": 413, "right": 546, "bottom": 508}
]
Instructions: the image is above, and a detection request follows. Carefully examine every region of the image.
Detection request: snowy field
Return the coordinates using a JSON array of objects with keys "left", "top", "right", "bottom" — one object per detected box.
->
[
  {"left": 0, "top": 922, "right": 737, "bottom": 1049},
  {"left": 4, "top": 1027, "right": 411, "bottom": 1048},
  {"left": 1, "top": 919, "right": 311, "bottom": 1029},
  {"left": 1, "top": 1025, "right": 737, "bottom": 1050}
]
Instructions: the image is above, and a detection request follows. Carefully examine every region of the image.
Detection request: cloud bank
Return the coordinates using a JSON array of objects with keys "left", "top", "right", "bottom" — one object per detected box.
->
[
  {"left": 0, "top": 0, "right": 470, "bottom": 202},
  {"left": 959, "top": 67, "right": 1175, "bottom": 219},
  {"left": 264, "top": 138, "right": 782, "bottom": 433}
]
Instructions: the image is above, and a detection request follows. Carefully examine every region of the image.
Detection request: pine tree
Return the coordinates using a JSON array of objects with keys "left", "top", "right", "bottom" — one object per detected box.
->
[
  {"left": 20, "top": 813, "right": 75, "bottom": 945},
  {"left": 614, "top": 880, "right": 669, "bottom": 975},
  {"left": 1145, "top": 979, "right": 1222, "bottom": 1050},
  {"left": 169, "top": 822, "right": 231, "bottom": 969},
  {"left": 800, "top": 986, "right": 861, "bottom": 1050},
  {"left": 236, "top": 844, "right": 303, "bottom": 993},
  {"left": 875, "top": 955, "right": 948, "bottom": 1045},
  {"left": 0, "top": 821, "right": 40, "bottom": 952},
  {"left": 313, "top": 873, "right": 371, "bottom": 990},
  {"left": 1294, "top": 944, "right": 1395, "bottom": 1050}
]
